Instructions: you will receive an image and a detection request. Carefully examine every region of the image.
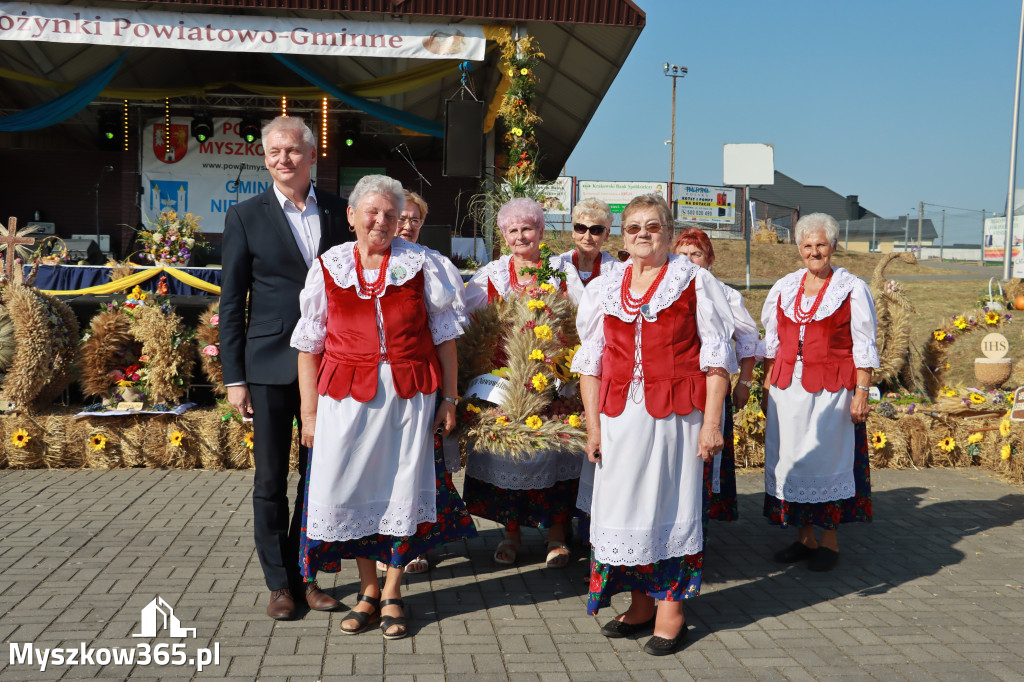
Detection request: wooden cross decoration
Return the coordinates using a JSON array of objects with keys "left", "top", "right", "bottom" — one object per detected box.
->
[{"left": 0, "top": 217, "right": 38, "bottom": 281}]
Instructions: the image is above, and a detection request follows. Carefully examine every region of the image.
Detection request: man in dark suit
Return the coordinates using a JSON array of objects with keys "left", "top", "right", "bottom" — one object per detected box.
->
[{"left": 221, "top": 116, "right": 351, "bottom": 620}]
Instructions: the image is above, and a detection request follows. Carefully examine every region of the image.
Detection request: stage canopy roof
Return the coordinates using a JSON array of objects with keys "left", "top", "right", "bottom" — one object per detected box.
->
[{"left": 0, "top": 0, "right": 646, "bottom": 178}]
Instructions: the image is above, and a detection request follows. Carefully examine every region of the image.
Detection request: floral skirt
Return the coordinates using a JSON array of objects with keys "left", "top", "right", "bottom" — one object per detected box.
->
[
  {"left": 586, "top": 460, "right": 711, "bottom": 615},
  {"left": 299, "top": 434, "right": 477, "bottom": 577},
  {"left": 709, "top": 395, "right": 738, "bottom": 522},
  {"left": 763, "top": 421, "right": 872, "bottom": 530},
  {"left": 463, "top": 476, "right": 579, "bottom": 531}
]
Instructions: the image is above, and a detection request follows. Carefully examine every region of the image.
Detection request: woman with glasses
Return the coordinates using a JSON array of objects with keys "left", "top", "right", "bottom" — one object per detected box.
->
[
  {"left": 573, "top": 194, "right": 735, "bottom": 655},
  {"left": 397, "top": 190, "right": 427, "bottom": 243},
  {"left": 463, "top": 197, "right": 583, "bottom": 568},
  {"left": 291, "top": 175, "right": 476, "bottom": 640},
  {"left": 557, "top": 198, "right": 617, "bottom": 293},
  {"left": 674, "top": 228, "right": 761, "bottom": 522}
]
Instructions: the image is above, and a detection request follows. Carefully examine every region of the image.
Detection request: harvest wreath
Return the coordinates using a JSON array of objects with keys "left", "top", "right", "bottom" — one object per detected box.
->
[
  {"left": 453, "top": 248, "right": 586, "bottom": 460},
  {"left": 78, "top": 286, "right": 197, "bottom": 407}
]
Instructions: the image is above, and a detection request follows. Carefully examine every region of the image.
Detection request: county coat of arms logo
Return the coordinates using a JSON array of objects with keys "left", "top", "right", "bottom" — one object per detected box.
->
[{"left": 153, "top": 124, "right": 189, "bottom": 164}]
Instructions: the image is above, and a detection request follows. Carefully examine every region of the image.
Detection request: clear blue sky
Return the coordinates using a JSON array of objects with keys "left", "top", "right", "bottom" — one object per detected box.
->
[{"left": 565, "top": 0, "right": 1024, "bottom": 244}]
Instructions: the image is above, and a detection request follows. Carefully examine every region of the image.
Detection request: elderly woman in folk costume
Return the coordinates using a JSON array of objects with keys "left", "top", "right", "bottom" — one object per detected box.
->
[
  {"left": 674, "top": 228, "right": 761, "bottom": 521},
  {"left": 291, "top": 175, "right": 476, "bottom": 640},
  {"left": 463, "top": 197, "right": 583, "bottom": 568},
  {"left": 557, "top": 197, "right": 618, "bottom": 287},
  {"left": 573, "top": 195, "right": 736, "bottom": 655},
  {"left": 761, "top": 212, "right": 877, "bottom": 572}
]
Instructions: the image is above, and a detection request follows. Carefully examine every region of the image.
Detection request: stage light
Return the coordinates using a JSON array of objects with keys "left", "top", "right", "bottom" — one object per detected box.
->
[
  {"left": 123, "top": 99, "right": 129, "bottom": 152},
  {"left": 190, "top": 112, "right": 214, "bottom": 143},
  {"left": 98, "top": 110, "right": 119, "bottom": 149},
  {"left": 341, "top": 118, "right": 360, "bottom": 148},
  {"left": 321, "top": 97, "right": 328, "bottom": 158},
  {"left": 281, "top": 95, "right": 288, "bottom": 117},
  {"left": 239, "top": 114, "right": 261, "bottom": 144},
  {"left": 164, "top": 98, "right": 171, "bottom": 150}
]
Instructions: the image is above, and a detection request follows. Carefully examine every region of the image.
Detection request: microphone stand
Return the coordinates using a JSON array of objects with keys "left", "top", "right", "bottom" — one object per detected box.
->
[
  {"left": 392, "top": 144, "right": 431, "bottom": 196},
  {"left": 93, "top": 165, "right": 113, "bottom": 248}
]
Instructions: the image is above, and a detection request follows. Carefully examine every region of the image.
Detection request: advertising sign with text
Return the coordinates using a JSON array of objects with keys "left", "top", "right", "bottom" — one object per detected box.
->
[
  {"left": 577, "top": 181, "right": 667, "bottom": 213},
  {"left": 674, "top": 183, "right": 736, "bottom": 224}
]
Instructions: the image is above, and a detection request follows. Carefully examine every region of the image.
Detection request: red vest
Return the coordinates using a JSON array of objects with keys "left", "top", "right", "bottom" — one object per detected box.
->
[
  {"left": 317, "top": 261, "right": 442, "bottom": 402},
  {"left": 770, "top": 293, "right": 856, "bottom": 392},
  {"left": 600, "top": 281, "right": 706, "bottom": 419}
]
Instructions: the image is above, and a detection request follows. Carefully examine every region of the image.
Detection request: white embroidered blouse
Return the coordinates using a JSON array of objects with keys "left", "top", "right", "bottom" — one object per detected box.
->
[
  {"left": 290, "top": 239, "right": 466, "bottom": 354},
  {"left": 571, "top": 255, "right": 739, "bottom": 378},
  {"left": 760, "top": 267, "right": 880, "bottom": 369}
]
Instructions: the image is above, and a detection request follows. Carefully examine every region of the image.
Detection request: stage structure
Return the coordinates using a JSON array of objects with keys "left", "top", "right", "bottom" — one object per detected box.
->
[{"left": 0, "top": 0, "right": 647, "bottom": 259}]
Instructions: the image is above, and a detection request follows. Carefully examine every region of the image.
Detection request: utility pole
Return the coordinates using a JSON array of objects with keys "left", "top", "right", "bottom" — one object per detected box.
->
[
  {"left": 917, "top": 201, "right": 923, "bottom": 255},
  {"left": 940, "top": 209, "right": 946, "bottom": 261},
  {"left": 663, "top": 63, "right": 687, "bottom": 219},
  {"left": 981, "top": 209, "right": 986, "bottom": 265},
  {"left": 904, "top": 214, "right": 909, "bottom": 252},
  {"left": 1005, "top": 0, "right": 1024, "bottom": 280}
]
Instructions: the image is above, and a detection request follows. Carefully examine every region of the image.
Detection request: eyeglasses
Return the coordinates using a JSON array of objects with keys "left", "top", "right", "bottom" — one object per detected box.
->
[
  {"left": 624, "top": 221, "right": 663, "bottom": 235},
  {"left": 398, "top": 217, "right": 423, "bottom": 226},
  {"left": 573, "top": 223, "right": 606, "bottom": 236}
]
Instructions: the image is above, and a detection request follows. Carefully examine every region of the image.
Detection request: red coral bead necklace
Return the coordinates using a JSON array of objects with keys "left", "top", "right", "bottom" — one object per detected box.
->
[
  {"left": 508, "top": 257, "right": 539, "bottom": 294},
  {"left": 354, "top": 243, "right": 391, "bottom": 297},
  {"left": 620, "top": 263, "right": 668, "bottom": 316},
  {"left": 793, "top": 268, "right": 832, "bottom": 323}
]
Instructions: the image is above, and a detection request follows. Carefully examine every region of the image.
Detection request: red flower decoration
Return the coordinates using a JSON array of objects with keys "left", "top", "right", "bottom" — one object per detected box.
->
[{"left": 589, "top": 572, "right": 603, "bottom": 593}]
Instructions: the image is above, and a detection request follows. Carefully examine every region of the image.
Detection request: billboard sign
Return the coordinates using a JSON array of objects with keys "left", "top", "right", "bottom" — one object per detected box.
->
[
  {"left": 674, "top": 183, "right": 736, "bottom": 224},
  {"left": 577, "top": 180, "right": 667, "bottom": 213},
  {"left": 537, "top": 176, "right": 573, "bottom": 215},
  {"left": 141, "top": 116, "right": 319, "bottom": 232},
  {"left": 984, "top": 216, "right": 1024, "bottom": 262}
]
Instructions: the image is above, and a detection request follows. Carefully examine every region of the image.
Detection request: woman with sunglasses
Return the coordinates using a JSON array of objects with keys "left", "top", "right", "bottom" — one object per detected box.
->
[
  {"left": 673, "top": 228, "right": 761, "bottom": 522},
  {"left": 558, "top": 198, "right": 617, "bottom": 293},
  {"left": 463, "top": 197, "right": 583, "bottom": 568},
  {"left": 573, "top": 194, "right": 735, "bottom": 655}
]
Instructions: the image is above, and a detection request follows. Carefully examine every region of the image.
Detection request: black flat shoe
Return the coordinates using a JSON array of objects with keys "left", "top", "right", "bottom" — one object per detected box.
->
[
  {"left": 600, "top": 614, "right": 656, "bottom": 638},
  {"left": 773, "top": 541, "right": 815, "bottom": 563},
  {"left": 643, "top": 623, "right": 689, "bottom": 656},
  {"left": 339, "top": 594, "right": 380, "bottom": 635},
  {"left": 809, "top": 547, "right": 839, "bottom": 572},
  {"left": 379, "top": 598, "right": 409, "bottom": 640}
]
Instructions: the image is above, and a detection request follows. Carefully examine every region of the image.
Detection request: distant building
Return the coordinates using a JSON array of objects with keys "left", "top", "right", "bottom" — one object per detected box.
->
[{"left": 746, "top": 171, "right": 937, "bottom": 252}]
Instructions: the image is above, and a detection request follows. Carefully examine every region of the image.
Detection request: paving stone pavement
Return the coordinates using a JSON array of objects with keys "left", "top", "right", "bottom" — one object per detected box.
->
[{"left": 1, "top": 466, "right": 1024, "bottom": 681}]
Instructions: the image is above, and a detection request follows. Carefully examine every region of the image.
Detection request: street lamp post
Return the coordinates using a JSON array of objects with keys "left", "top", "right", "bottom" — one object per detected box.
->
[{"left": 663, "top": 62, "right": 687, "bottom": 212}]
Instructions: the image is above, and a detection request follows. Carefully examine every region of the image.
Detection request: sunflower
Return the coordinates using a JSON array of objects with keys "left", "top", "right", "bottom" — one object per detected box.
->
[
  {"left": 969, "top": 393, "right": 986, "bottom": 404},
  {"left": 243, "top": 432, "right": 254, "bottom": 450},
  {"left": 10, "top": 428, "right": 30, "bottom": 448},
  {"left": 938, "top": 437, "right": 956, "bottom": 452},
  {"left": 168, "top": 431, "right": 184, "bottom": 447},
  {"left": 1001, "top": 420, "right": 1012, "bottom": 437},
  {"left": 1002, "top": 444, "right": 1013, "bottom": 460},
  {"left": 954, "top": 316, "right": 967, "bottom": 330},
  {"left": 942, "top": 387, "right": 957, "bottom": 398},
  {"left": 871, "top": 431, "right": 887, "bottom": 449},
  {"left": 968, "top": 432, "right": 984, "bottom": 444},
  {"left": 89, "top": 433, "right": 107, "bottom": 451},
  {"left": 525, "top": 415, "right": 542, "bottom": 430},
  {"left": 986, "top": 311, "right": 1000, "bottom": 325},
  {"left": 933, "top": 330, "right": 947, "bottom": 341}
]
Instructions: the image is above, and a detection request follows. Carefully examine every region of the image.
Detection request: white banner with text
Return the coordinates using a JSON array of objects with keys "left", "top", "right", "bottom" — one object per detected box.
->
[{"left": 0, "top": 3, "right": 486, "bottom": 59}]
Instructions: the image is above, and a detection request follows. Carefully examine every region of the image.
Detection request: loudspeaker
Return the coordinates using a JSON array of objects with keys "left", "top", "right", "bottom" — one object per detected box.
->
[
  {"left": 64, "top": 238, "right": 103, "bottom": 264},
  {"left": 418, "top": 225, "right": 451, "bottom": 258},
  {"left": 443, "top": 99, "right": 484, "bottom": 178}
]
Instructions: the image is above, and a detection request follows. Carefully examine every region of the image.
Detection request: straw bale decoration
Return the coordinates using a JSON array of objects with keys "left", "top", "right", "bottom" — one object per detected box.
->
[
  {"left": 78, "top": 286, "right": 196, "bottom": 407},
  {"left": 453, "top": 246, "right": 585, "bottom": 461},
  {"left": 870, "top": 252, "right": 917, "bottom": 389},
  {"left": 195, "top": 299, "right": 224, "bottom": 394},
  {"left": 920, "top": 306, "right": 1013, "bottom": 400}
]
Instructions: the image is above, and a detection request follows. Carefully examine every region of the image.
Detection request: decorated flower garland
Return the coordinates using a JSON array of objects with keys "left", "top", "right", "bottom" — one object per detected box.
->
[
  {"left": 494, "top": 30, "right": 544, "bottom": 185},
  {"left": 453, "top": 253, "right": 584, "bottom": 459},
  {"left": 78, "top": 286, "right": 196, "bottom": 407}
]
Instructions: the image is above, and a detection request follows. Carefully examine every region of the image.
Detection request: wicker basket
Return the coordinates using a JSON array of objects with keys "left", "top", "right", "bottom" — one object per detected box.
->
[{"left": 975, "top": 357, "right": 1012, "bottom": 390}]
